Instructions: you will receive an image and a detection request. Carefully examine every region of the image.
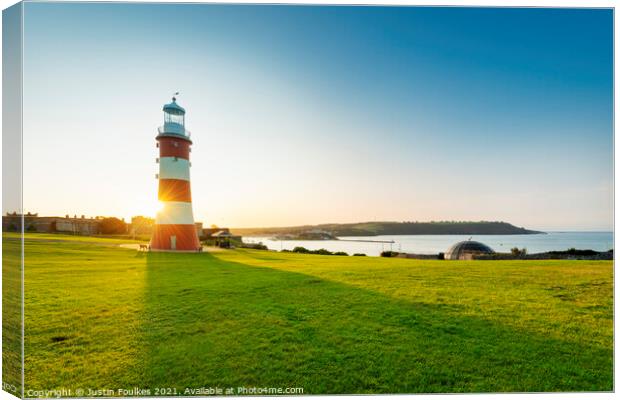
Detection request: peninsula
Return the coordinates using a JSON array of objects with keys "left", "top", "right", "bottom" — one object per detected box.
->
[{"left": 231, "top": 221, "right": 543, "bottom": 237}]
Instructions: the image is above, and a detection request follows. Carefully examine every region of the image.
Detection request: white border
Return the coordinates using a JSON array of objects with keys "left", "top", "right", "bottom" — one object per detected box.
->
[{"left": 0, "top": 1, "right": 616, "bottom": 400}]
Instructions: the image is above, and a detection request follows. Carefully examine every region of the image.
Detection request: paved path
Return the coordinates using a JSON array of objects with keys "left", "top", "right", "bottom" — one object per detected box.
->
[{"left": 119, "top": 244, "right": 224, "bottom": 253}]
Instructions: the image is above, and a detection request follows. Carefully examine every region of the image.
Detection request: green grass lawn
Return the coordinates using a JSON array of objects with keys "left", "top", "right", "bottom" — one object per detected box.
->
[{"left": 7, "top": 233, "right": 613, "bottom": 394}]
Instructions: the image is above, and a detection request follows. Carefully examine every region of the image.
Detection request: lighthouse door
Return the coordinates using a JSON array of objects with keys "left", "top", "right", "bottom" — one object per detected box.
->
[{"left": 170, "top": 235, "right": 177, "bottom": 250}]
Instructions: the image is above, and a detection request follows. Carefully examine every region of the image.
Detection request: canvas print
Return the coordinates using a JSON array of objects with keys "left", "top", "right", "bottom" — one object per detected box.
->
[{"left": 2, "top": 2, "right": 614, "bottom": 397}]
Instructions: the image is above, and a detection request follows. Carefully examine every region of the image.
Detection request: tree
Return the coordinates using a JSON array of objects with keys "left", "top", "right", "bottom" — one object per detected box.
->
[
  {"left": 100, "top": 217, "right": 127, "bottom": 235},
  {"left": 130, "top": 216, "right": 154, "bottom": 236}
]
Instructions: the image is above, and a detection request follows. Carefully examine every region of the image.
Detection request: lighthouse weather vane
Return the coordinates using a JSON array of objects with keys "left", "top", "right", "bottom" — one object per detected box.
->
[{"left": 173, "top": 91, "right": 180, "bottom": 101}]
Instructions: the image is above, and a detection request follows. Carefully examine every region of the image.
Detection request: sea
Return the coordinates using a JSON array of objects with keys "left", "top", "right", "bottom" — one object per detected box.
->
[{"left": 243, "top": 231, "right": 614, "bottom": 257}]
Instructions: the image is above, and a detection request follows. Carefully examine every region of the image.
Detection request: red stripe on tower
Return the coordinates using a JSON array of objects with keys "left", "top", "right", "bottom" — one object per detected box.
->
[
  {"left": 150, "top": 97, "right": 201, "bottom": 251},
  {"left": 158, "top": 179, "right": 192, "bottom": 202},
  {"left": 158, "top": 139, "right": 192, "bottom": 158}
]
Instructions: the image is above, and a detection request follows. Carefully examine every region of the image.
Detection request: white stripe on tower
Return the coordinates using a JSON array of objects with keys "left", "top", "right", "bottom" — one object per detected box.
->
[
  {"left": 155, "top": 202, "right": 195, "bottom": 225},
  {"left": 158, "top": 157, "right": 191, "bottom": 181}
]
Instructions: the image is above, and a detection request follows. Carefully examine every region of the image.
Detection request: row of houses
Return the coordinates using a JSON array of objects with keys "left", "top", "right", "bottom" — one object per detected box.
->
[
  {"left": 3, "top": 212, "right": 102, "bottom": 235},
  {"left": 2, "top": 212, "right": 239, "bottom": 242}
]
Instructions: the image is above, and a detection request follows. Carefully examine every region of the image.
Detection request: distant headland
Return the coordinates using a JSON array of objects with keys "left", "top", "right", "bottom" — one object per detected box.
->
[{"left": 231, "top": 221, "right": 544, "bottom": 238}]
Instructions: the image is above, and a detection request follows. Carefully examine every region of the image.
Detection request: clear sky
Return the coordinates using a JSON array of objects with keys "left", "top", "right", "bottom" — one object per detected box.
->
[{"left": 19, "top": 3, "right": 613, "bottom": 230}]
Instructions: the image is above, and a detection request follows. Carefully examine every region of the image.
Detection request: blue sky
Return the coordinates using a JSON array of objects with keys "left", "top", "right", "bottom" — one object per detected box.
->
[{"left": 20, "top": 4, "right": 613, "bottom": 230}]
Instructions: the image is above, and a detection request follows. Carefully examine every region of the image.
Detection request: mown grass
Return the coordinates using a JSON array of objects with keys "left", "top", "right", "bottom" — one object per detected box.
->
[
  {"left": 3, "top": 234, "right": 22, "bottom": 396},
  {"left": 13, "top": 233, "right": 613, "bottom": 394}
]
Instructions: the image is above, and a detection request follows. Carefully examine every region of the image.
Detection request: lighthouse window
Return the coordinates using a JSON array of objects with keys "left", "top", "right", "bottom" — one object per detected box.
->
[
  {"left": 165, "top": 112, "right": 184, "bottom": 126},
  {"left": 173, "top": 142, "right": 179, "bottom": 147}
]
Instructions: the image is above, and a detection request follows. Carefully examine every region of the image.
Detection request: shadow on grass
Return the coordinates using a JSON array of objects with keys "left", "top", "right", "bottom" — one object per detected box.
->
[{"left": 142, "top": 251, "right": 612, "bottom": 394}]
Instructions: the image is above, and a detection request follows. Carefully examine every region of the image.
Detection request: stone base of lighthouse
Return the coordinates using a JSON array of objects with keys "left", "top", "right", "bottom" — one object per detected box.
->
[{"left": 150, "top": 224, "right": 200, "bottom": 251}]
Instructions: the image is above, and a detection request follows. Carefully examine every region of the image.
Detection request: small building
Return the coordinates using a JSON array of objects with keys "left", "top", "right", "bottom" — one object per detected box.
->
[
  {"left": 211, "top": 230, "right": 234, "bottom": 248},
  {"left": 202, "top": 227, "right": 229, "bottom": 238},
  {"left": 202, "top": 227, "right": 242, "bottom": 248},
  {"left": 445, "top": 240, "right": 494, "bottom": 260}
]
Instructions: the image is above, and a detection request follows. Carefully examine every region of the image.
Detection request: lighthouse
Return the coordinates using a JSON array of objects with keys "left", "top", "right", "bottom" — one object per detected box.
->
[{"left": 150, "top": 96, "right": 201, "bottom": 251}]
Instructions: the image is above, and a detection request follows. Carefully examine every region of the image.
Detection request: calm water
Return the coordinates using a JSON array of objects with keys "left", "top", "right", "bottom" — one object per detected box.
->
[{"left": 244, "top": 232, "right": 614, "bottom": 257}]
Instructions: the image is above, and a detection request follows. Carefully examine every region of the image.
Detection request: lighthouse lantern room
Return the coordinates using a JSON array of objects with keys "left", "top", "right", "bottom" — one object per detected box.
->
[
  {"left": 150, "top": 96, "right": 201, "bottom": 251},
  {"left": 162, "top": 99, "right": 186, "bottom": 135}
]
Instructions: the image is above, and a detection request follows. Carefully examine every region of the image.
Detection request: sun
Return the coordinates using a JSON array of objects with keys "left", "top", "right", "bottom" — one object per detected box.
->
[{"left": 146, "top": 200, "right": 165, "bottom": 218}]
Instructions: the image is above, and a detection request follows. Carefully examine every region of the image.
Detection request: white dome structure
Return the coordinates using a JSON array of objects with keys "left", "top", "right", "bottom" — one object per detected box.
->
[{"left": 445, "top": 240, "right": 494, "bottom": 260}]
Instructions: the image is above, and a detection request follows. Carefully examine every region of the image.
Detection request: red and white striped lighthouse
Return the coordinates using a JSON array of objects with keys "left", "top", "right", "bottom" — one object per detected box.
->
[{"left": 150, "top": 96, "right": 201, "bottom": 251}]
